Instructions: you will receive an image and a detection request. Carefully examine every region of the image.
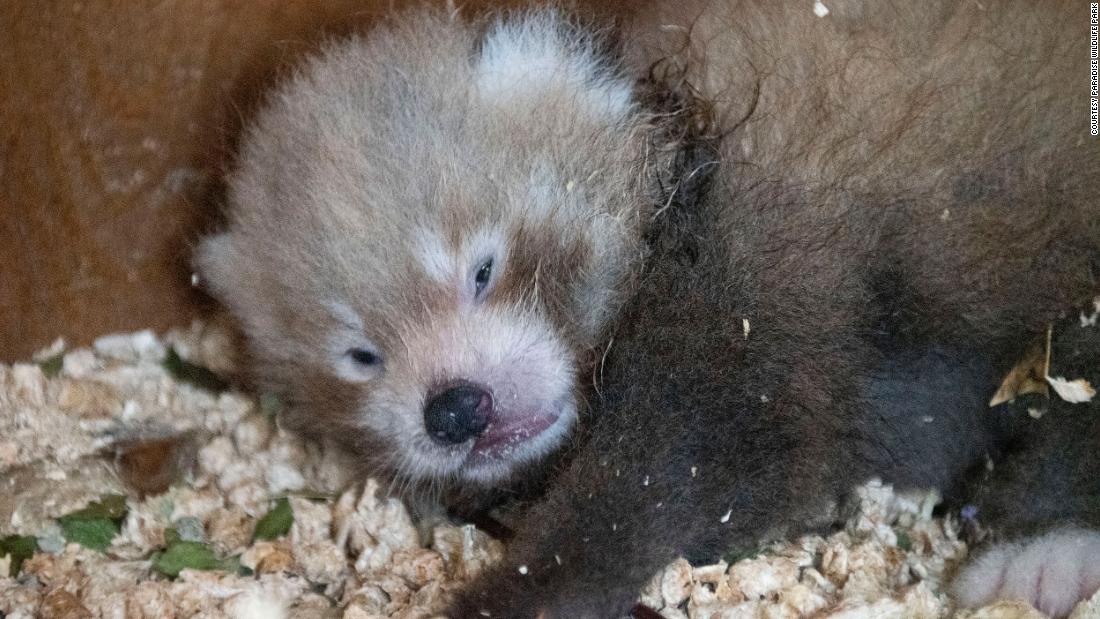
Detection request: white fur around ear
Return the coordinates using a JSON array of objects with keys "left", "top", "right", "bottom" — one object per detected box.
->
[
  {"left": 475, "top": 10, "right": 634, "bottom": 119},
  {"left": 194, "top": 232, "right": 281, "bottom": 340},
  {"left": 194, "top": 232, "right": 243, "bottom": 300}
]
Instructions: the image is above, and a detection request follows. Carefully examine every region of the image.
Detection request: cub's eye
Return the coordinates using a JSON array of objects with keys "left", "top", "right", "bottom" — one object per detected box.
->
[
  {"left": 333, "top": 343, "right": 384, "bottom": 383},
  {"left": 346, "top": 347, "right": 381, "bottom": 366},
  {"left": 474, "top": 258, "right": 493, "bottom": 298}
]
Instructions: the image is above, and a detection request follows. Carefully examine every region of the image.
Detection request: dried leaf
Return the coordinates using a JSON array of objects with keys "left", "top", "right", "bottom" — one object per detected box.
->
[
  {"left": 989, "top": 335, "right": 1049, "bottom": 406},
  {"left": 40, "top": 589, "right": 91, "bottom": 618},
  {"left": 253, "top": 497, "right": 294, "bottom": 541},
  {"left": 1046, "top": 376, "right": 1096, "bottom": 404},
  {"left": 993, "top": 323, "right": 1096, "bottom": 405},
  {"left": 115, "top": 434, "right": 196, "bottom": 496}
]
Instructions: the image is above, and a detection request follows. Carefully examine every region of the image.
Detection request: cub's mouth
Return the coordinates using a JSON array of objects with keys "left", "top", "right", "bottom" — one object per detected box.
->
[
  {"left": 468, "top": 412, "right": 561, "bottom": 461},
  {"left": 421, "top": 372, "right": 578, "bottom": 478},
  {"left": 454, "top": 396, "right": 578, "bottom": 482}
]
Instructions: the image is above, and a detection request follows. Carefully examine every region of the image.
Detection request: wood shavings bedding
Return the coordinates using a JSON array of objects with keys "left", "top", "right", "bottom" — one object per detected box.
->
[{"left": 1, "top": 326, "right": 1097, "bottom": 619}]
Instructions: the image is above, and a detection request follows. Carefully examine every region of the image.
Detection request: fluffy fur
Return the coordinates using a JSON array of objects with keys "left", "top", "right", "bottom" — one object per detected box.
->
[
  {"left": 450, "top": 1, "right": 1100, "bottom": 616},
  {"left": 954, "top": 528, "right": 1100, "bottom": 617},
  {"left": 197, "top": 1, "right": 1100, "bottom": 618},
  {"left": 197, "top": 6, "right": 673, "bottom": 487}
]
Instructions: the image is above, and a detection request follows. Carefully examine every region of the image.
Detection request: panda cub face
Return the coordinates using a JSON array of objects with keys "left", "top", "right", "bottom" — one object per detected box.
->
[{"left": 197, "top": 8, "right": 662, "bottom": 485}]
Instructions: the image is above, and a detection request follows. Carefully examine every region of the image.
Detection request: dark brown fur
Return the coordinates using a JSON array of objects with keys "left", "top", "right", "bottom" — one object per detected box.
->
[{"left": 450, "top": 1, "right": 1100, "bottom": 616}]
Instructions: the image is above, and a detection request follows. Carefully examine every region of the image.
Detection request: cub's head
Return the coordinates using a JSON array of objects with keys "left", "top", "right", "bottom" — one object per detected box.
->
[{"left": 197, "top": 8, "right": 664, "bottom": 484}]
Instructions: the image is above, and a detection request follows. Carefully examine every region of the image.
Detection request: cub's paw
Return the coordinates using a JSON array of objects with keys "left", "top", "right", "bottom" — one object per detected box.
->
[{"left": 953, "top": 528, "right": 1100, "bottom": 618}]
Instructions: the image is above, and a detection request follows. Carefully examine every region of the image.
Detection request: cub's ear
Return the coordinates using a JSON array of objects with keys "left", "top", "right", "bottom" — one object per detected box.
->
[
  {"left": 474, "top": 10, "right": 634, "bottom": 121},
  {"left": 193, "top": 232, "right": 244, "bottom": 305},
  {"left": 193, "top": 231, "right": 285, "bottom": 352}
]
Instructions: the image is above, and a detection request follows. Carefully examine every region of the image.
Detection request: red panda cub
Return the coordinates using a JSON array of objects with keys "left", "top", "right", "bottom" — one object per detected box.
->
[
  {"left": 198, "top": 1, "right": 1100, "bottom": 617},
  {"left": 198, "top": 8, "right": 666, "bottom": 485}
]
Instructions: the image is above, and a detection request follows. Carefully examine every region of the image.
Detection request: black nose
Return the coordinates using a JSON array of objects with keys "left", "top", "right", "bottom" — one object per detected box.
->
[{"left": 424, "top": 383, "right": 493, "bottom": 445}]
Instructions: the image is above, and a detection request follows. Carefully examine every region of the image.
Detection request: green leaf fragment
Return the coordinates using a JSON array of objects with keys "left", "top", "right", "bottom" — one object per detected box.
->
[
  {"left": 64, "top": 494, "right": 128, "bottom": 520},
  {"left": 152, "top": 540, "right": 240, "bottom": 578},
  {"left": 162, "top": 347, "right": 229, "bottom": 392},
  {"left": 289, "top": 489, "right": 339, "bottom": 503},
  {"left": 221, "top": 554, "right": 246, "bottom": 576},
  {"left": 56, "top": 494, "right": 129, "bottom": 552},
  {"left": 163, "top": 526, "right": 182, "bottom": 547},
  {"left": 253, "top": 497, "right": 294, "bottom": 541},
  {"left": 895, "top": 529, "right": 912, "bottom": 551},
  {"left": 152, "top": 528, "right": 242, "bottom": 578},
  {"left": 58, "top": 517, "right": 120, "bottom": 552},
  {"left": 38, "top": 352, "right": 64, "bottom": 378},
  {"left": 722, "top": 545, "right": 763, "bottom": 565},
  {"left": 0, "top": 535, "right": 38, "bottom": 576}
]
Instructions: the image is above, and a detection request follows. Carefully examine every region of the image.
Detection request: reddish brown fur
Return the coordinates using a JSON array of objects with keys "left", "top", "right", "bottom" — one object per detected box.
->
[
  {"left": 189, "top": 1, "right": 1097, "bottom": 616},
  {"left": 196, "top": 5, "right": 683, "bottom": 488}
]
